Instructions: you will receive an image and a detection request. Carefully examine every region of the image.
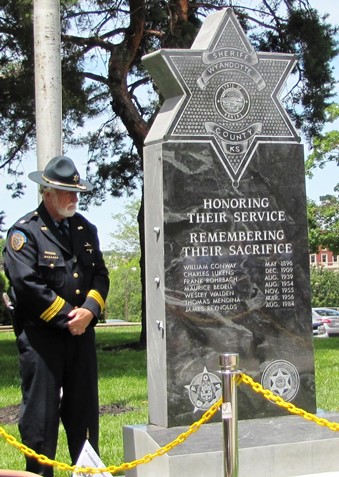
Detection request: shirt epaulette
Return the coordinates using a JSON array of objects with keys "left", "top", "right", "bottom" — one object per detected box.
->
[{"left": 13, "top": 210, "right": 39, "bottom": 227}]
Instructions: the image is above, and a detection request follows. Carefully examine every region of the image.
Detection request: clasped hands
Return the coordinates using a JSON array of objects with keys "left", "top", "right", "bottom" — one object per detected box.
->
[{"left": 68, "top": 307, "right": 94, "bottom": 336}]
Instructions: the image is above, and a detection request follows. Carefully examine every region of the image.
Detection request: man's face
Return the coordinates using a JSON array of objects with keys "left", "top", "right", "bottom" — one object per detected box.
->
[{"left": 45, "top": 188, "right": 78, "bottom": 221}]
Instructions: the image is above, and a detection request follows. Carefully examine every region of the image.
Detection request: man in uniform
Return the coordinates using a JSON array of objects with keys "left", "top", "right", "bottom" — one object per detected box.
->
[{"left": 3, "top": 156, "right": 110, "bottom": 477}]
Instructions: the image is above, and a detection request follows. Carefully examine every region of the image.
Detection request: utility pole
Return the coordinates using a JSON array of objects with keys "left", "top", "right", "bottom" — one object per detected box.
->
[{"left": 33, "top": 0, "right": 62, "bottom": 173}]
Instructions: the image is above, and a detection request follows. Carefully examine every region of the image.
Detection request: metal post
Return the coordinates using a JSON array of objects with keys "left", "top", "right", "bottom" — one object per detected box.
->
[{"left": 219, "top": 353, "right": 239, "bottom": 477}]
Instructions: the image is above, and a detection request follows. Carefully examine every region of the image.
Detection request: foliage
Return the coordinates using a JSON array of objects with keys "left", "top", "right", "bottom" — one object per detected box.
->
[
  {"left": 105, "top": 256, "right": 141, "bottom": 322},
  {"left": 109, "top": 198, "right": 141, "bottom": 258},
  {"left": 0, "top": 271, "right": 8, "bottom": 294},
  {"left": 0, "top": 216, "right": 5, "bottom": 239},
  {"left": 0, "top": 0, "right": 337, "bottom": 204},
  {"left": 310, "top": 266, "right": 339, "bottom": 307},
  {"left": 0, "top": 271, "right": 10, "bottom": 324},
  {"left": 306, "top": 103, "right": 339, "bottom": 192},
  {"left": 307, "top": 194, "right": 339, "bottom": 254},
  {"left": 103, "top": 198, "right": 142, "bottom": 322},
  {"left": 0, "top": 237, "right": 5, "bottom": 268}
]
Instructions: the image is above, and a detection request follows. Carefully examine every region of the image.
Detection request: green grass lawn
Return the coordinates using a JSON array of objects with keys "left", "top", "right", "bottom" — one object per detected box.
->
[
  {"left": 0, "top": 329, "right": 338, "bottom": 475},
  {"left": 314, "top": 336, "right": 339, "bottom": 413},
  {"left": 0, "top": 326, "right": 147, "bottom": 476}
]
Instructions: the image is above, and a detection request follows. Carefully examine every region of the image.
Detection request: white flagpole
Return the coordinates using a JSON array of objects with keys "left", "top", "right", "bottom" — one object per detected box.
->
[{"left": 33, "top": 0, "right": 62, "bottom": 178}]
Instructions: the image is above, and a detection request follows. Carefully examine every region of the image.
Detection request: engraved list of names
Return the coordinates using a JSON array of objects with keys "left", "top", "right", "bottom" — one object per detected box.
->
[{"left": 182, "top": 196, "right": 295, "bottom": 313}]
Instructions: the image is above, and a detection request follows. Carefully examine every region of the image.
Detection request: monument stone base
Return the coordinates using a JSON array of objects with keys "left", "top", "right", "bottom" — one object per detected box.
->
[{"left": 123, "top": 412, "right": 339, "bottom": 477}]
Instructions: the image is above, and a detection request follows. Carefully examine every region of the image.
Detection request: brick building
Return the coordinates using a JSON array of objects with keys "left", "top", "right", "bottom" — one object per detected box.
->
[{"left": 310, "top": 248, "right": 339, "bottom": 271}]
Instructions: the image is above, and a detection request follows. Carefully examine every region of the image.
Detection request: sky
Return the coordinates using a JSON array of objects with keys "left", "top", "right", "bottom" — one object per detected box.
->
[{"left": 0, "top": 0, "right": 338, "bottom": 250}]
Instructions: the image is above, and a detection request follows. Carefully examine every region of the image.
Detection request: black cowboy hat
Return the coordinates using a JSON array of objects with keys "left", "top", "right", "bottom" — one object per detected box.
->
[{"left": 28, "top": 155, "right": 93, "bottom": 192}]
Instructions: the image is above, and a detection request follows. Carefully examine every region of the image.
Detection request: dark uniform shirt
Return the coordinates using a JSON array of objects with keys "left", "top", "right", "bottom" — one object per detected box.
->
[{"left": 4, "top": 201, "right": 109, "bottom": 330}]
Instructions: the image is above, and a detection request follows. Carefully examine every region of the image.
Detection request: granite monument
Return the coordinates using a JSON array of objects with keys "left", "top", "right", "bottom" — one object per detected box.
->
[{"left": 142, "top": 7, "right": 315, "bottom": 429}]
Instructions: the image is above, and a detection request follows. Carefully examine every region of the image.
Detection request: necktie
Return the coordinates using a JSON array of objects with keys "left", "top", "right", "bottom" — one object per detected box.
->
[{"left": 58, "top": 220, "right": 71, "bottom": 246}]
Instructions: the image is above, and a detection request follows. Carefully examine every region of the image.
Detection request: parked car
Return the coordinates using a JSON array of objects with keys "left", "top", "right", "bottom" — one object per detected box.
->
[
  {"left": 312, "top": 307, "right": 339, "bottom": 337},
  {"left": 312, "top": 309, "right": 324, "bottom": 335}
]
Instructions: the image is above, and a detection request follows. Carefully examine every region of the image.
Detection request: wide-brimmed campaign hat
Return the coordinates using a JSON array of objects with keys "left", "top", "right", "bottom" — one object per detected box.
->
[{"left": 28, "top": 155, "right": 93, "bottom": 192}]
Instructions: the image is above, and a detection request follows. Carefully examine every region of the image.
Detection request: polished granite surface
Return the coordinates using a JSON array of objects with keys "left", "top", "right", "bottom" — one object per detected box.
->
[{"left": 143, "top": 8, "right": 316, "bottom": 428}]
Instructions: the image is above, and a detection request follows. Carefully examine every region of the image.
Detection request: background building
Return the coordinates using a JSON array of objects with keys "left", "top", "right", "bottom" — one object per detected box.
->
[{"left": 310, "top": 248, "right": 339, "bottom": 271}]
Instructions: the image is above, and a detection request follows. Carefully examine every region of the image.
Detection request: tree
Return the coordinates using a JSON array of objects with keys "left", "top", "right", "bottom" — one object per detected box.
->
[
  {"left": 305, "top": 104, "right": 339, "bottom": 256},
  {"left": 0, "top": 236, "right": 6, "bottom": 273},
  {"left": 105, "top": 255, "right": 141, "bottom": 323},
  {"left": 310, "top": 266, "right": 339, "bottom": 307},
  {"left": 0, "top": 255, "right": 10, "bottom": 324},
  {"left": 104, "top": 198, "right": 141, "bottom": 323},
  {"left": 305, "top": 103, "right": 339, "bottom": 193},
  {"left": 109, "top": 199, "right": 141, "bottom": 258},
  {"left": 1, "top": 1, "right": 337, "bottom": 195},
  {"left": 0, "top": 214, "right": 5, "bottom": 239},
  {"left": 0, "top": 1, "right": 338, "bottom": 345},
  {"left": 307, "top": 195, "right": 339, "bottom": 254},
  {"left": 0, "top": 237, "right": 5, "bottom": 254}
]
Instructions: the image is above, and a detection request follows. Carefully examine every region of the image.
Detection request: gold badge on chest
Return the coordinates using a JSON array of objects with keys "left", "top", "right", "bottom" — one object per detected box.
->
[{"left": 84, "top": 242, "right": 94, "bottom": 254}]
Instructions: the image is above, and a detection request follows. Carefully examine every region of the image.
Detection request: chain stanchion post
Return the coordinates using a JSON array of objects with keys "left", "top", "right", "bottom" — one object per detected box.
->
[{"left": 219, "top": 353, "right": 239, "bottom": 477}]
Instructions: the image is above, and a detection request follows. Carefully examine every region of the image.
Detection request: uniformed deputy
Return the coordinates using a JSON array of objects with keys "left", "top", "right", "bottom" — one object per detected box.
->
[{"left": 3, "top": 156, "right": 110, "bottom": 477}]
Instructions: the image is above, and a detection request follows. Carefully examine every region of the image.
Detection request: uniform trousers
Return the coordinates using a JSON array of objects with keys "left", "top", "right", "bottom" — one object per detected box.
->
[{"left": 16, "top": 326, "right": 99, "bottom": 477}]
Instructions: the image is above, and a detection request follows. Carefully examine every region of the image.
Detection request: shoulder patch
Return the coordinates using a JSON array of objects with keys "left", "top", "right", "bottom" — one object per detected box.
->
[{"left": 10, "top": 230, "right": 27, "bottom": 251}]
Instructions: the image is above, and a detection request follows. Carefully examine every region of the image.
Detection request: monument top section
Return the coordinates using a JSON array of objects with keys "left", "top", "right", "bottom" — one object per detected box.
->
[{"left": 143, "top": 8, "right": 300, "bottom": 187}]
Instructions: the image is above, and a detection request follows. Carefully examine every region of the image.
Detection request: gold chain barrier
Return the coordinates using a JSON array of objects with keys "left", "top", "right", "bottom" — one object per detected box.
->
[
  {"left": 2, "top": 372, "right": 339, "bottom": 474},
  {"left": 0, "top": 397, "right": 222, "bottom": 475},
  {"left": 238, "top": 373, "right": 339, "bottom": 431}
]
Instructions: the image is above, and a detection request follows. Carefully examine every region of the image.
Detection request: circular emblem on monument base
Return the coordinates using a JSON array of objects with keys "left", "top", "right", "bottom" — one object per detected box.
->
[
  {"left": 215, "top": 82, "right": 250, "bottom": 121},
  {"left": 261, "top": 360, "right": 300, "bottom": 402}
]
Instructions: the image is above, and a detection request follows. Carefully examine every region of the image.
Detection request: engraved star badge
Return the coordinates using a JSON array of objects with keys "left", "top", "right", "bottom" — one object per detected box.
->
[
  {"left": 185, "top": 366, "right": 222, "bottom": 412},
  {"left": 143, "top": 8, "right": 300, "bottom": 187}
]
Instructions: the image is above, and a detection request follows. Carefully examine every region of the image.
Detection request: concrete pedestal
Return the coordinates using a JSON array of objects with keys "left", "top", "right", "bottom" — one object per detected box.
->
[{"left": 123, "top": 413, "right": 339, "bottom": 477}]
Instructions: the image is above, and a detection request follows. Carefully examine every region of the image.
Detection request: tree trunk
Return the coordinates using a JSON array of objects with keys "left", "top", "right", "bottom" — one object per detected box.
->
[{"left": 138, "top": 192, "right": 147, "bottom": 347}]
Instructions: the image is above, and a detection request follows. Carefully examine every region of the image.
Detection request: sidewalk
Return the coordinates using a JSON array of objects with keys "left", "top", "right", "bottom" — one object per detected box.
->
[
  {"left": 0, "top": 320, "right": 141, "bottom": 332},
  {"left": 98, "top": 319, "right": 141, "bottom": 327},
  {"left": 295, "top": 474, "right": 339, "bottom": 477}
]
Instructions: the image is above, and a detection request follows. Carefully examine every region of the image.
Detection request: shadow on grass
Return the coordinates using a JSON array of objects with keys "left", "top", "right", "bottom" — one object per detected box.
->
[{"left": 0, "top": 402, "right": 135, "bottom": 425}]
